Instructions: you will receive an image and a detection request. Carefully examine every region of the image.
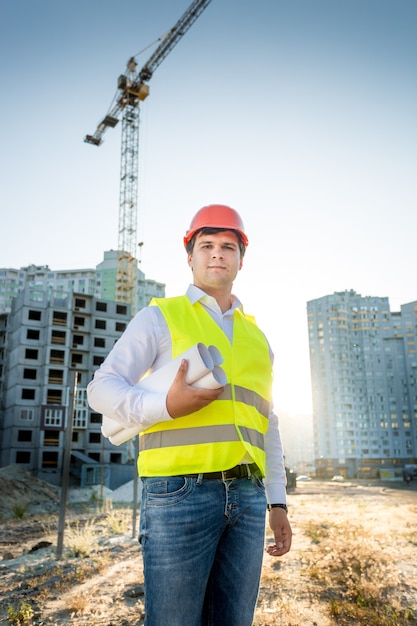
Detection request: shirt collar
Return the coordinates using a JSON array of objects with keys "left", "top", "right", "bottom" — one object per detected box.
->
[{"left": 186, "top": 284, "right": 243, "bottom": 316}]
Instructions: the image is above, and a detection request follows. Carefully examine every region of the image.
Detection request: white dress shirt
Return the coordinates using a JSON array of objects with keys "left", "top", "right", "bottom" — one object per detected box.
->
[{"left": 87, "top": 285, "right": 287, "bottom": 503}]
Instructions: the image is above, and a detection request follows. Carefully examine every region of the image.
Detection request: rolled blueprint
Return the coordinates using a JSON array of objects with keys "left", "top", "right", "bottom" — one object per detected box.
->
[
  {"left": 208, "top": 345, "right": 223, "bottom": 366},
  {"left": 101, "top": 343, "right": 225, "bottom": 445},
  {"left": 137, "top": 342, "right": 217, "bottom": 392},
  {"left": 192, "top": 365, "right": 227, "bottom": 389}
]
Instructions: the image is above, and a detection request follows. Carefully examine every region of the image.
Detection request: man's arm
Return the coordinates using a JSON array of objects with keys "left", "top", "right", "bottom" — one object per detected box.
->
[
  {"left": 264, "top": 408, "right": 292, "bottom": 556},
  {"left": 87, "top": 307, "right": 172, "bottom": 432},
  {"left": 264, "top": 411, "right": 288, "bottom": 504}
]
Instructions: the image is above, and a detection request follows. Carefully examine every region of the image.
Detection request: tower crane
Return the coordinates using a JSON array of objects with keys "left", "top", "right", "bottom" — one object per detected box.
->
[{"left": 85, "top": 0, "right": 212, "bottom": 310}]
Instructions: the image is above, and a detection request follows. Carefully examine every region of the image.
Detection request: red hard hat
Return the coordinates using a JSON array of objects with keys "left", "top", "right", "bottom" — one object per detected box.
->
[{"left": 184, "top": 204, "right": 249, "bottom": 248}]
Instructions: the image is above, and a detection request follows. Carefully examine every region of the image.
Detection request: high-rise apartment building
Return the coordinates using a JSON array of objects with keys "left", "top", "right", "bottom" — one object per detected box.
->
[
  {"left": 307, "top": 290, "right": 417, "bottom": 479},
  {"left": 0, "top": 253, "right": 165, "bottom": 487}
]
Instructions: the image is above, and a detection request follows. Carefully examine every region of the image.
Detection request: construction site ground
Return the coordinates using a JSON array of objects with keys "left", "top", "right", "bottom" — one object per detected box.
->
[{"left": 1, "top": 465, "right": 416, "bottom": 625}]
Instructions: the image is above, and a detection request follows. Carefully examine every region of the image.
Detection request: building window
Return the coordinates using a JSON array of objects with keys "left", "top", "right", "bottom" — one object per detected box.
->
[
  {"left": 89, "top": 432, "right": 101, "bottom": 444},
  {"left": 96, "top": 302, "right": 107, "bottom": 312},
  {"left": 28, "top": 310, "right": 42, "bottom": 321},
  {"left": 116, "top": 304, "right": 127, "bottom": 315},
  {"left": 77, "top": 388, "right": 88, "bottom": 405},
  {"left": 51, "top": 330, "right": 66, "bottom": 344},
  {"left": 90, "top": 412, "right": 102, "bottom": 424},
  {"left": 18, "top": 430, "right": 32, "bottom": 442},
  {"left": 27, "top": 329, "right": 40, "bottom": 340},
  {"left": 23, "top": 368, "right": 37, "bottom": 380},
  {"left": 73, "top": 335, "right": 84, "bottom": 347},
  {"left": 95, "top": 319, "right": 106, "bottom": 330},
  {"left": 16, "top": 451, "right": 31, "bottom": 464},
  {"left": 94, "top": 337, "right": 106, "bottom": 348},
  {"left": 74, "top": 409, "right": 88, "bottom": 429},
  {"left": 48, "top": 369, "right": 64, "bottom": 384},
  {"left": 93, "top": 356, "right": 104, "bottom": 366},
  {"left": 47, "top": 389, "right": 63, "bottom": 404},
  {"left": 21, "top": 388, "right": 35, "bottom": 400},
  {"left": 50, "top": 349, "right": 65, "bottom": 364},
  {"left": 74, "top": 316, "right": 85, "bottom": 328},
  {"left": 116, "top": 322, "right": 126, "bottom": 332},
  {"left": 42, "top": 451, "right": 58, "bottom": 468},
  {"left": 71, "top": 353, "right": 83, "bottom": 366},
  {"left": 44, "top": 408, "right": 63, "bottom": 427},
  {"left": 44, "top": 430, "right": 60, "bottom": 446},
  {"left": 25, "top": 348, "right": 38, "bottom": 360},
  {"left": 20, "top": 409, "right": 34, "bottom": 421},
  {"left": 75, "top": 297, "right": 86, "bottom": 309},
  {"left": 52, "top": 311, "right": 67, "bottom": 325}
]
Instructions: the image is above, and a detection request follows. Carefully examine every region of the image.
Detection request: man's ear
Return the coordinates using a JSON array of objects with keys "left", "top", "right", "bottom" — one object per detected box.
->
[{"left": 187, "top": 253, "right": 193, "bottom": 269}]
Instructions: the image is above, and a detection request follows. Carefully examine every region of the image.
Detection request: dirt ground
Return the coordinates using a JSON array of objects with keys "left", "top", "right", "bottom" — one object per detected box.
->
[{"left": 0, "top": 466, "right": 416, "bottom": 625}]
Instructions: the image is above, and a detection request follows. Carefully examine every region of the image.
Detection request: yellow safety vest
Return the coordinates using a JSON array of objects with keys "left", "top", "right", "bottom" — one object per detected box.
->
[{"left": 138, "top": 296, "right": 272, "bottom": 477}]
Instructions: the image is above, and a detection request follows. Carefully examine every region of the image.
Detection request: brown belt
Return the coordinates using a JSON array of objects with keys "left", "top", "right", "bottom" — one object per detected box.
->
[{"left": 183, "top": 463, "right": 259, "bottom": 480}]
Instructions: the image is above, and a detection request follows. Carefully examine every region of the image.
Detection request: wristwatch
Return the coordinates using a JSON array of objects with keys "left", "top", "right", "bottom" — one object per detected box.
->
[{"left": 267, "top": 503, "right": 288, "bottom": 513}]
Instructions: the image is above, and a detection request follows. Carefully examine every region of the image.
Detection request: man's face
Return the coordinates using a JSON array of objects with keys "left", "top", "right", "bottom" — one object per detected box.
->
[{"left": 187, "top": 230, "right": 243, "bottom": 293}]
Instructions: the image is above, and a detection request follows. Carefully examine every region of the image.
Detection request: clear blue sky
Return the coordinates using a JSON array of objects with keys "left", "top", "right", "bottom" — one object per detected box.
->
[{"left": 1, "top": 0, "right": 416, "bottom": 414}]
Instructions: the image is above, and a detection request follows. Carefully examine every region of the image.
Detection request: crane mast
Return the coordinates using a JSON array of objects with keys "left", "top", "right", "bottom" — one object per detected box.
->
[{"left": 85, "top": 0, "right": 212, "bottom": 311}]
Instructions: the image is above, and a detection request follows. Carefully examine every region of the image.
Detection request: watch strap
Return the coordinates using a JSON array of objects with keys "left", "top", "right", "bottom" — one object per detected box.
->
[{"left": 267, "top": 503, "right": 288, "bottom": 513}]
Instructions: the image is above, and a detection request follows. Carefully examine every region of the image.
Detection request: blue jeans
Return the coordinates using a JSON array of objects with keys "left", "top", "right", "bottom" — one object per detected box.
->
[{"left": 139, "top": 472, "right": 267, "bottom": 626}]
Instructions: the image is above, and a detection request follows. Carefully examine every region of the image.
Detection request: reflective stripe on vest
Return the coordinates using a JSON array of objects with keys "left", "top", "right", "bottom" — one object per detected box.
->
[
  {"left": 219, "top": 384, "right": 270, "bottom": 419},
  {"left": 140, "top": 423, "right": 264, "bottom": 451}
]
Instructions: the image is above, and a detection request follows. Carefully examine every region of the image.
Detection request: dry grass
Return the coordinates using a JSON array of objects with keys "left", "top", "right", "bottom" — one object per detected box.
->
[
  {"left": 102, "top": 508, "right": 131, "bottom": 535},
  {"left": 64, "top": 593, "right": 90, "bottom": 616},
  {"left": 65, "top": 518, "right": 100, "bottom": 558},
  {"left": 303, "top": 521, "right": 414, "bottom": 624}
]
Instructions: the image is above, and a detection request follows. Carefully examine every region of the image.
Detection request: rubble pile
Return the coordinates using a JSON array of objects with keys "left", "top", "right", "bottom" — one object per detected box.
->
[{"left": 0, "top": 465, "right": 59, "bottom": 518}]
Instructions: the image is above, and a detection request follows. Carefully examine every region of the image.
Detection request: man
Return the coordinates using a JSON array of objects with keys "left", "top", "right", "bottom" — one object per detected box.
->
[{"left": 87, "top": 204, "right": 292, "bottom": 626}]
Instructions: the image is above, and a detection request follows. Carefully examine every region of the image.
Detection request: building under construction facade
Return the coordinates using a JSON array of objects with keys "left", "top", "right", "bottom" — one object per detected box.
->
[{"left": 0, "top": 254, "right": 164, "bottom": 487}]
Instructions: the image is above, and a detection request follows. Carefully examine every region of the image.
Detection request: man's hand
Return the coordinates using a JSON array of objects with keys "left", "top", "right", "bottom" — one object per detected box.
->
[
  {"left": 166, "top": 359, "right": 224, "bottom": 419},
  {"left": 266, "top": 508, "right": 292, "bottom": 557}
]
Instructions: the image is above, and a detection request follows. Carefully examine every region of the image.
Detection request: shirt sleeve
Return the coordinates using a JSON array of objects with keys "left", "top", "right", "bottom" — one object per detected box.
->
[
  {"left": 87, "top": 306, "right": 173, "bottom": 432},
  {"left": 261, "top": 339, "right": 287, "bottom": 505},
  {"left": 263, "top": 408, "right": 288, "bottom": 505}
]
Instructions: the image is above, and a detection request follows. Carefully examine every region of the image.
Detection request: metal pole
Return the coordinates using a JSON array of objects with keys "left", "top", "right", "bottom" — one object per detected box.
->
[
  {"left": 56, "top": 370, "right": 77, "bottom": 560},
  {"left": 100, "top": 435, "right": 105, "bottom": 502}
]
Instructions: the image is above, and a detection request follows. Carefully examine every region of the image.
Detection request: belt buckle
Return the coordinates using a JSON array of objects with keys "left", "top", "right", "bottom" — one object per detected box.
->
[{"left": 221, "top": 470, "right": 228, "bottom": 481}]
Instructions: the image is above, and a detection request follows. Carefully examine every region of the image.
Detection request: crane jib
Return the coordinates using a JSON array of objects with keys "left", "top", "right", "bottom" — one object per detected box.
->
[{"left": 85, "top": 0, "right": 212, "bottom": 143}]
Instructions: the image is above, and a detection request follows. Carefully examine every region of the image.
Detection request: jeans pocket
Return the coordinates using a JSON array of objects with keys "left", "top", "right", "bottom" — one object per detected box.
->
[
  {"left": 143, "top": 476, "right": 194, "bottom": 507},
  {"left": 250, "top": 473, "right": 265, "bottom": 494}
]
